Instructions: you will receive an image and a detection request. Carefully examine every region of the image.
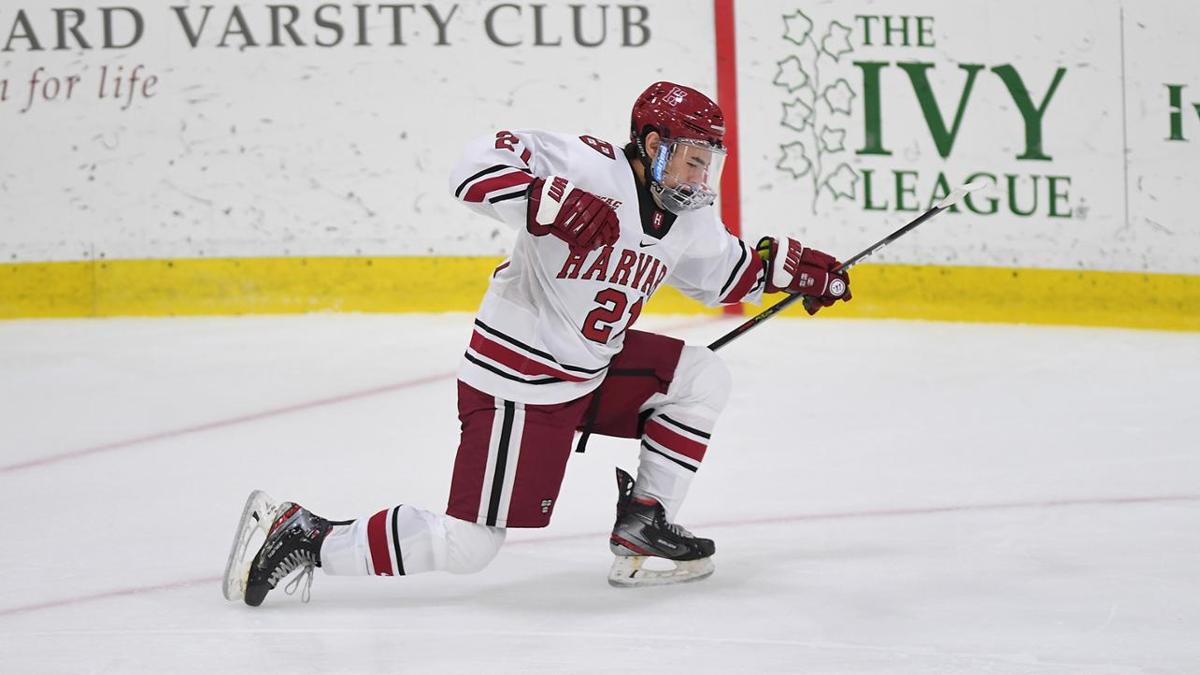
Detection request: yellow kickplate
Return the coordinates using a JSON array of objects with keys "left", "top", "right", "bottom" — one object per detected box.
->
[{"left": 2, "top": 257, "right": 1197, "bottom": 332}]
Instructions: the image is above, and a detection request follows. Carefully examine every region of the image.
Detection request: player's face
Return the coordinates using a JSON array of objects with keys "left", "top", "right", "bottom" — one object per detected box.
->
[
  {"left": 645, "top": 134, "right": 726, "bottom": 212},
  {"left": 664, "top": 144, "right": 713, "bottom": 188},
  {"left": 651, "top": 137, "right": 725, "bottom": 194}
]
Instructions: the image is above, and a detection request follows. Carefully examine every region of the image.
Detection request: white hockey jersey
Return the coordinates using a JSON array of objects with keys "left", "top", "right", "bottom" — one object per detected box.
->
[{"left": 449, "top": 129, "right": 765, "bottom": 405}]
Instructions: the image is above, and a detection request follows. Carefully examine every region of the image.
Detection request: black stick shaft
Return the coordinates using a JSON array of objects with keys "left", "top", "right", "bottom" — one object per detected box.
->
[{"left": 707, "top": 203, "right": 948, "bottom": 352}]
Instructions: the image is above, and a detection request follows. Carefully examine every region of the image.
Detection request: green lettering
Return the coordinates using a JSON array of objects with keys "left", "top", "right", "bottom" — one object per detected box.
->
[
  {"left": 1167, "top": 84, "right": 1185, "bottom": 141},
  {"left": 916, "top": 17, "right": 935, "bottom": 47},
  {"left": 929, "top": 172, "right": 958, "bottom": 212},
  {"left": 861, "top": 169, "right": 889, "bottom": 210},
  {"left": 855, "top": 16, "right": 878, "bottom": 46},
  {"left": 1047, "top": 176, "right": 1072, "bottom": 218},
  {"left": 894, "top": 170, "right": 919, "bottom": 211},
  {"left": 1006, "top": 174, "right": 1040, "bottom": 217},
  {"left": 963, "top": 172, "right": 998, "bottom": 215},
  {"left": 897, "top": 61, "right": 985, "bottom": 158},
  {"left": 991, "top": 65, "right": 1066, "bottom": 160},
  {"left": 855, "top": 61, "right": 892, "bottom": 156}
]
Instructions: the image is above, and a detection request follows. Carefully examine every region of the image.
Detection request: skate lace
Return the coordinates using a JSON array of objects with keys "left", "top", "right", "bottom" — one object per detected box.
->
[
  {"left": 663, "top": 521, "right": 695, "bottom": 539},
  {"left": 272, "top": 550, "right": 317, "bottom": 603}
]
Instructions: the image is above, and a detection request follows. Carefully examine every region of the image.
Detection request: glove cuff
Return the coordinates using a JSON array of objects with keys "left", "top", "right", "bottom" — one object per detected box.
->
[
  {"left": 758, "top": 235, "right": 808, "bottom": 294},
  {"left": 532, "top": 175, "right": 576, "bottom": 227}
]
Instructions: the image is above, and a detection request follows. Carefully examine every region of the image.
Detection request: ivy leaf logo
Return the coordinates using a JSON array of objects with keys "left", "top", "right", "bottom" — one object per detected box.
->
[
  {"left": 783, "top": 10, "right": 814, "bottom": 46},
  {"left": 820, "top": 126, "right": 847, "bottom": 153},
  {"left": 821, "top": 79, "right": 856, "bottom": 116},
  {"left": 781, "top": 98, "right": 815, "bottom": 132},
  {"left": 773, "top": 10, "right": 860, "bottom": 213},
  {"left": 777, "top": 142, "right": 813, "bottom": 179},
  {"left": 820, "top": 21, "right": 854, "bottom": 61},
  {"left": 823, "top": 163, "right": 859, "bottom": 201},
  {"left": 772, "top": 55, "right": 810, "bottom": 93}
]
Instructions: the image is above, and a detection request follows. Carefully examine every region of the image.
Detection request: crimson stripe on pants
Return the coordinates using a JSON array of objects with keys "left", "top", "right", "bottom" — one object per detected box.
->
[{"left": 367, "top": 509, "right": 394, "bottom": 576}]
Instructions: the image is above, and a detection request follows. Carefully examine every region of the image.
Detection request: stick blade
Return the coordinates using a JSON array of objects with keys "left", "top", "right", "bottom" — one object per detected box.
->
[{"left": 934, "top": 180, "right": 987, "bottom": 210}]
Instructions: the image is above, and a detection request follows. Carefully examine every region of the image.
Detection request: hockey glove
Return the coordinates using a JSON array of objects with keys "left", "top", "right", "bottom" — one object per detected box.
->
[
  {"left": 526, "top": 176, "right": 620, "bottom": 251},
  {"left": 757, "top": 236, "right": 851, "bottom": 315}
]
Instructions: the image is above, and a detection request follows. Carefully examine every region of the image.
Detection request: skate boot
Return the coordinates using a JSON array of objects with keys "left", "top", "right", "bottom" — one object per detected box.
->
[
  {"left": 222, "top": 490, "right": 333, "bottom": 606},
  {"left": 607, "top": 468, "right": 715, "bottom": 587}
]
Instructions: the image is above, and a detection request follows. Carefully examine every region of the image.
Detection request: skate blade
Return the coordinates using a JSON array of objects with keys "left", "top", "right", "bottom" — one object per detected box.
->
[
  {"left": 607, "top": 555, "right": 715, "bottom": 588},
  {"left": 222, "top": 489, "right": 279, "bottom": 602}
]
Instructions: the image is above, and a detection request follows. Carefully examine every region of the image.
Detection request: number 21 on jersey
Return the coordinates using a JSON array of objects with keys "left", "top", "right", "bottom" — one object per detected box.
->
[{"left": 582, "top": 289, "right": 643, "bottom": 343}]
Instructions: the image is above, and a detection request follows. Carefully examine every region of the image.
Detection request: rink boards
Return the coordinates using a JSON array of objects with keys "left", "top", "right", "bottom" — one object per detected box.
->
[
  {"left": 2, "top": 0, "right": 1198, "bottom": 329},
  {"left": 3, "top": 256, "right": 1198, "bottom": 331}
]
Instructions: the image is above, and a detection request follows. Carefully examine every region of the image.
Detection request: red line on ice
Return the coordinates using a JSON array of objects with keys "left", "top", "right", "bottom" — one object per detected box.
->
[
  {"left": 0, "top": 372, "right": 456, "bottom": 475},
  {"left": 0, "top": 576, "right": 220, "bottom": 618},
  {"left": 1, "top": 318, "right": 717, "bottom": 475},
  {"left": 1, "top": 492, "right": 1195, "bottom": 619},
  {"left": 506, "top": 493, "right": 1200, "bottom": 546}
]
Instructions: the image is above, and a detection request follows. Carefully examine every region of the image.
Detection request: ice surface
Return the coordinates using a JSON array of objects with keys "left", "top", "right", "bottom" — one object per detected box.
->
[{"left": 1, "top": 314, "right": 1197, "bottom": 674}]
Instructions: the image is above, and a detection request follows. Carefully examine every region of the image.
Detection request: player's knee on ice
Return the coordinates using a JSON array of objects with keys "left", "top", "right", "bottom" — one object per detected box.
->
[{"left": 444, "top": 516, "right": 506, "bottom": 574}]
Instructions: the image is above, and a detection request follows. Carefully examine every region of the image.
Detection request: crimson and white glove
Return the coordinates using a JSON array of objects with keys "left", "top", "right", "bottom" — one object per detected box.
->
[
  {"left": 757, "top": 236, "right": 851, "bottom": 315},
  {"left": 526, "top": 176, "right": 619, "bottom": 251}
]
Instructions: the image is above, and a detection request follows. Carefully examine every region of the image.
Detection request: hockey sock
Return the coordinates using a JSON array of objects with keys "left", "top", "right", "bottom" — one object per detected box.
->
[
  {"left": 321, "top": 505, "right": 505, "bottom": 577},
  {"left": 635, "top": 412, "right": 713, "bottom": 521}
]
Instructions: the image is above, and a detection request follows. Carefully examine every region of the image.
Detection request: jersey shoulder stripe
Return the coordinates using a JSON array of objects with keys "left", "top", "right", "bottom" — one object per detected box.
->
[{"left": 456, "top": 165, "right": 534, "bottom": 203}]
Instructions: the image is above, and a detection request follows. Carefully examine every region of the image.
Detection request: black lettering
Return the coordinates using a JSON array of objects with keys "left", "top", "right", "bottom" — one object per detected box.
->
[
  {"left": 378, "top": 4, "right": 416, "bottom": 46},
  {"left": 354, "top": 3, "right": 369, "bottom": 45},
  {"left": 172, "top": 6, "right": 214, "bottom": 48},
  {"left": 268, "top": 4, "right": 305, "bottom": 46},
  {"left": 218, "top": 7, "right": 258, "bottom": 49},
  {"left": 54, "top": 9, "right": 91, "bottom": 50},
  {"left": 620, "top": 5, "right": 649, "bottom": 47},
  {"left": 423, "top": 3, "right": 456, "bottom": 46},
  {"left": 571, "top": 4, "right": 606, "bottom": 47},
  {"left": 101, "top": 7, "right": 143, "bottom": 49},
  {"left": 314, "top": 4, "right": 344, "bottom": 47},
  {"left": 531, "top": 4, "right": 560, "bottom": 46},
  {"left": 4, "top": 10, "right": 43, "bottom": 51},
  {"left": 485, "top": 4, "right": 520, "bottom": 47}
]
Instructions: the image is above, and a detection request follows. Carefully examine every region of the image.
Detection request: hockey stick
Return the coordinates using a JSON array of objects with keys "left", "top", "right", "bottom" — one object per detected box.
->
[{"left": 707, "top": 181, "right": 985, "bottom": 352}]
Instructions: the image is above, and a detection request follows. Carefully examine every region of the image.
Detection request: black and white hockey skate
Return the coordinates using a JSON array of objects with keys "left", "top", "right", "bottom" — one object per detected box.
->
[
  {"left": 222, "top": 490, "right": 332, "bottom": 606},
  {"left": 608, "top": 468, "right": 715, "bottom": 587}
]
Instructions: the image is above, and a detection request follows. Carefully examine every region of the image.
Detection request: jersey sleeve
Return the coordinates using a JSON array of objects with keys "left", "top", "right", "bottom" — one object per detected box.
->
[
  {"left": 667, "top": 216, "right": 766, "bottom": 307},
  {"left": 448, "top": 129, "right": 563, "bottom": 230}
]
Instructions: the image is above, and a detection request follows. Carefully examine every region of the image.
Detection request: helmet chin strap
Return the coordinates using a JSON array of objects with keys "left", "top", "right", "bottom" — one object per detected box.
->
[
  {"left": 648, "top": 182, "right": 669, "bottom": 211},
  {"left": 635, "top": 130, "right": 656, "bottom": 179}
]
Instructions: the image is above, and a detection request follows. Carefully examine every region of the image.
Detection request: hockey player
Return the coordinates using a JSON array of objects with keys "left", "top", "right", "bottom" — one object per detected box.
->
[{"left": 224, "top": 81, "right": 851, "bottom": 605}]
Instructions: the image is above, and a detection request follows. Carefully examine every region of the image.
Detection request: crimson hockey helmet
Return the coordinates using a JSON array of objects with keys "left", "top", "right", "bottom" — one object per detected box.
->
[
  {"left": 630, "top": 81, "right": 726, "bottom": 149},
  {"left": 629, "top": 82, "right": 727, "bottom": 213}
]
